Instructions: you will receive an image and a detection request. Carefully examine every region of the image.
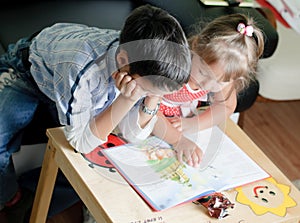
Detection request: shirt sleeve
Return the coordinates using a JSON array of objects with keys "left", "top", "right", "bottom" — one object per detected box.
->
[
  {"left": 62, "top": 66, "right": 115, "bottom": 153},
  {"left": 118, "top": 103, "right": 158, "bottom": 143},
  {"left": 29, "top": 24, "right": 120, "bottom": 154},
  {"left": 64, "top": 120, "right": 106, "bottom": 154}
]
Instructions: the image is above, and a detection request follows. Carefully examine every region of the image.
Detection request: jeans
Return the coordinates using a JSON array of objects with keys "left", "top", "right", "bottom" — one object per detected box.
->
[{"left": 0, "top": 37, "right": 59, "bottom": 205}]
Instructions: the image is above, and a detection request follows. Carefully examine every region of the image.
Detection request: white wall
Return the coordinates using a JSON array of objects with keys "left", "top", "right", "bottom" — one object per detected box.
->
[
  {"left": 257, "top": 22, "right": 300, "bottom": 100},
  {"left": 13, "top": 143, "right": 46, "bottom": 176}
]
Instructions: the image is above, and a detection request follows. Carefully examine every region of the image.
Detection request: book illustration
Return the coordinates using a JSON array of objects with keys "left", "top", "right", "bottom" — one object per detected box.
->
[
  {"left": 125, "top": 138, "right": 192, "bottom": 187},
  {"left": 146, "top": 148, "right": 191, "bottom": 187}
]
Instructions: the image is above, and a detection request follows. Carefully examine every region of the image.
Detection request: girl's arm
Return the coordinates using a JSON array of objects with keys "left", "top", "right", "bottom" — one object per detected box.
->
[
  {"left": 170, "top": 84, "right": 237, "bottom": 134},
  {"left": 152, "top": 111, "right": 203, "bottom": 168}
]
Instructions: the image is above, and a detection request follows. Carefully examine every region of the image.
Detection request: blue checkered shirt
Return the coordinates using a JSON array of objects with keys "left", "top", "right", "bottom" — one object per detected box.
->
[{"left": 29, "top": 23, "right": 157, "bottom": 153}]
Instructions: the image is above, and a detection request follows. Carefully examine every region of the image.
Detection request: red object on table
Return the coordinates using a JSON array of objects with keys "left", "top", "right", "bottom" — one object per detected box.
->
[{"left": 82, "top": 134, "right": 127, "bottom": 172}]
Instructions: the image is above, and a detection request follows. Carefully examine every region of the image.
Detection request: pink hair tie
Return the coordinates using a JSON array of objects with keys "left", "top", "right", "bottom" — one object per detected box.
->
[{"left": 237, "top": 23, "right": 254, "bottom": 37}]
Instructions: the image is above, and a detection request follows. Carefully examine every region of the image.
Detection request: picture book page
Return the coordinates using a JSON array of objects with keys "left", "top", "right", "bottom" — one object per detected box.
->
[
  {"left": 184, "top": 127, "right": 270, "bottom": 191},
  {"left": 103, "top": 126, "right": 270, "bottom": 211}
]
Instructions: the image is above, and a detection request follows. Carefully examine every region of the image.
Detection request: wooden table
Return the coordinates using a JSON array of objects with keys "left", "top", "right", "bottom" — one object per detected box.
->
[{"left": 29, "top": 119, "right": 300, "bottom": 223}]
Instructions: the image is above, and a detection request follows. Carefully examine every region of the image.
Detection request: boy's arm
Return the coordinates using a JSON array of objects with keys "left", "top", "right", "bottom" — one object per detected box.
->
[
  {"left": 117, "top": 95, "right": 161, "bottom": 143},
  {"left": 138, "top": 96, "right": 161, "bottom": 128},
  {"left": 93, "top": 72, "right": 161, "bottom": 144},
  {"left": 92, "top": 94, "right": 139, "bottom": 141},
  {"left": 92, "top": 72, "right": 143, "bottom": 141},
  {"left": 109, "top": 71, "right": 162, "bottom": 143}
]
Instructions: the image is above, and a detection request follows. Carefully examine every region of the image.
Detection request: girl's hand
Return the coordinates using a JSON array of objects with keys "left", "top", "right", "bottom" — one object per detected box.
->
[
  {"left": 173, "top": 136, "right": 203, "bottom": 168},
  {"left": 168, "top": 116, "right": 200, "bottom": 134},
  {"left": 168, "top": 116, "right": 182, "bottom": 132},
  {"left": 112, "top": 71, "right": 144, "bottom": 101}
]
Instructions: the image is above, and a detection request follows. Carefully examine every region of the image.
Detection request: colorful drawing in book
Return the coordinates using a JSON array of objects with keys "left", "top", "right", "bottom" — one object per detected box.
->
[
  {"left": 235, "top": 177, "right": 297, "bottom": 216},
  {"left": 146, "top": 147, "right": 192, "bottom": 187}
]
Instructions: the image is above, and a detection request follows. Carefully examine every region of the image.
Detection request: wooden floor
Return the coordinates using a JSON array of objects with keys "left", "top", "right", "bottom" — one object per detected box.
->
[{"left": 240, "top": 98, "right": 300, "bottom": 181}]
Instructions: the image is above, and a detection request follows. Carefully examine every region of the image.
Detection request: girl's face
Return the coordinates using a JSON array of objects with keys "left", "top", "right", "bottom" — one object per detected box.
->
[{"left": 189, "top": 53, "right": 232, "bottom": 93}]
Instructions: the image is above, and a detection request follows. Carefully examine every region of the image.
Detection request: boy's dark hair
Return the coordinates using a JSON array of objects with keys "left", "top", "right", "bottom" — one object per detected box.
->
[{"left": 119, "top": 4, "right": 191, "bottom": 91}]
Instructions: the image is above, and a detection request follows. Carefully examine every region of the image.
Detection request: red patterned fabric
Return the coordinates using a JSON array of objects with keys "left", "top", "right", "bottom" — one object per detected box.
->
[
  {"left": 159, "top": 103, "right": 182, "bottom": 117},
  {"left": 163, "top": 84, "right": 208, "bottom": 102},
  {"left": 160, "top": 84, "right": 209, "bottom": 117}
]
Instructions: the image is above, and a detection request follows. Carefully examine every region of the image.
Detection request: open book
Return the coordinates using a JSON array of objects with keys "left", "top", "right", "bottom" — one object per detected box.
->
[
  {"left": 199, "top": 0, "right": 254, "bottom": 7},
  {"left": 102, "top": 127, "right": 270, "bottom": 211}
]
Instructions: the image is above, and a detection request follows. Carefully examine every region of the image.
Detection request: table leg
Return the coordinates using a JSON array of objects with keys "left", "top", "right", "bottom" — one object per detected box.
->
[{"left": 29, "top": 141, "right": 59, "bottom": 223}]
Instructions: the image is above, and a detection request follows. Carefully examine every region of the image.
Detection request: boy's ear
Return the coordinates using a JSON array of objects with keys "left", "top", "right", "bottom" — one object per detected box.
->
[{"left": 116, "top": 49, "right": 129, "bottom": 68}]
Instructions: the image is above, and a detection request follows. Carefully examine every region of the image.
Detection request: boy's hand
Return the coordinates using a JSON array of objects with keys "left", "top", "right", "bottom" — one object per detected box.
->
[
  {"left": 112, "top": 71, "right": 143, "bottom": 101},
  {"left": 173, "top": 136, "right": 203, "bottom": 168}
]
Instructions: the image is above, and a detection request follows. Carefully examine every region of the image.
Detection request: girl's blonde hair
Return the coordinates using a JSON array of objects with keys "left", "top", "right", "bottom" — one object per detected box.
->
[{"left": 188, "top": 13, "right": 264, "bottom": 93}]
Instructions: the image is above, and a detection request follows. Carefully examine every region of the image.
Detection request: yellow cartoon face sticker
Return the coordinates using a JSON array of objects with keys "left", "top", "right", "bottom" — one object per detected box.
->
[{"left": 235, "top": 178, "right": 297, "bottom": 216}]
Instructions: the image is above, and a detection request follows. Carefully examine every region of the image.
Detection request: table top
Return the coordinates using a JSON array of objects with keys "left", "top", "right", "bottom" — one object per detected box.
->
[{"left": 47, "top": 119, "right": 300, "bottom": 223}]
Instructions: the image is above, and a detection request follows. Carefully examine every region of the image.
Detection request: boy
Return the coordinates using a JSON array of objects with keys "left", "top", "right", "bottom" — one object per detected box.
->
[{"left": 0, "top": 4, "right": 192, "bottom": 222}]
